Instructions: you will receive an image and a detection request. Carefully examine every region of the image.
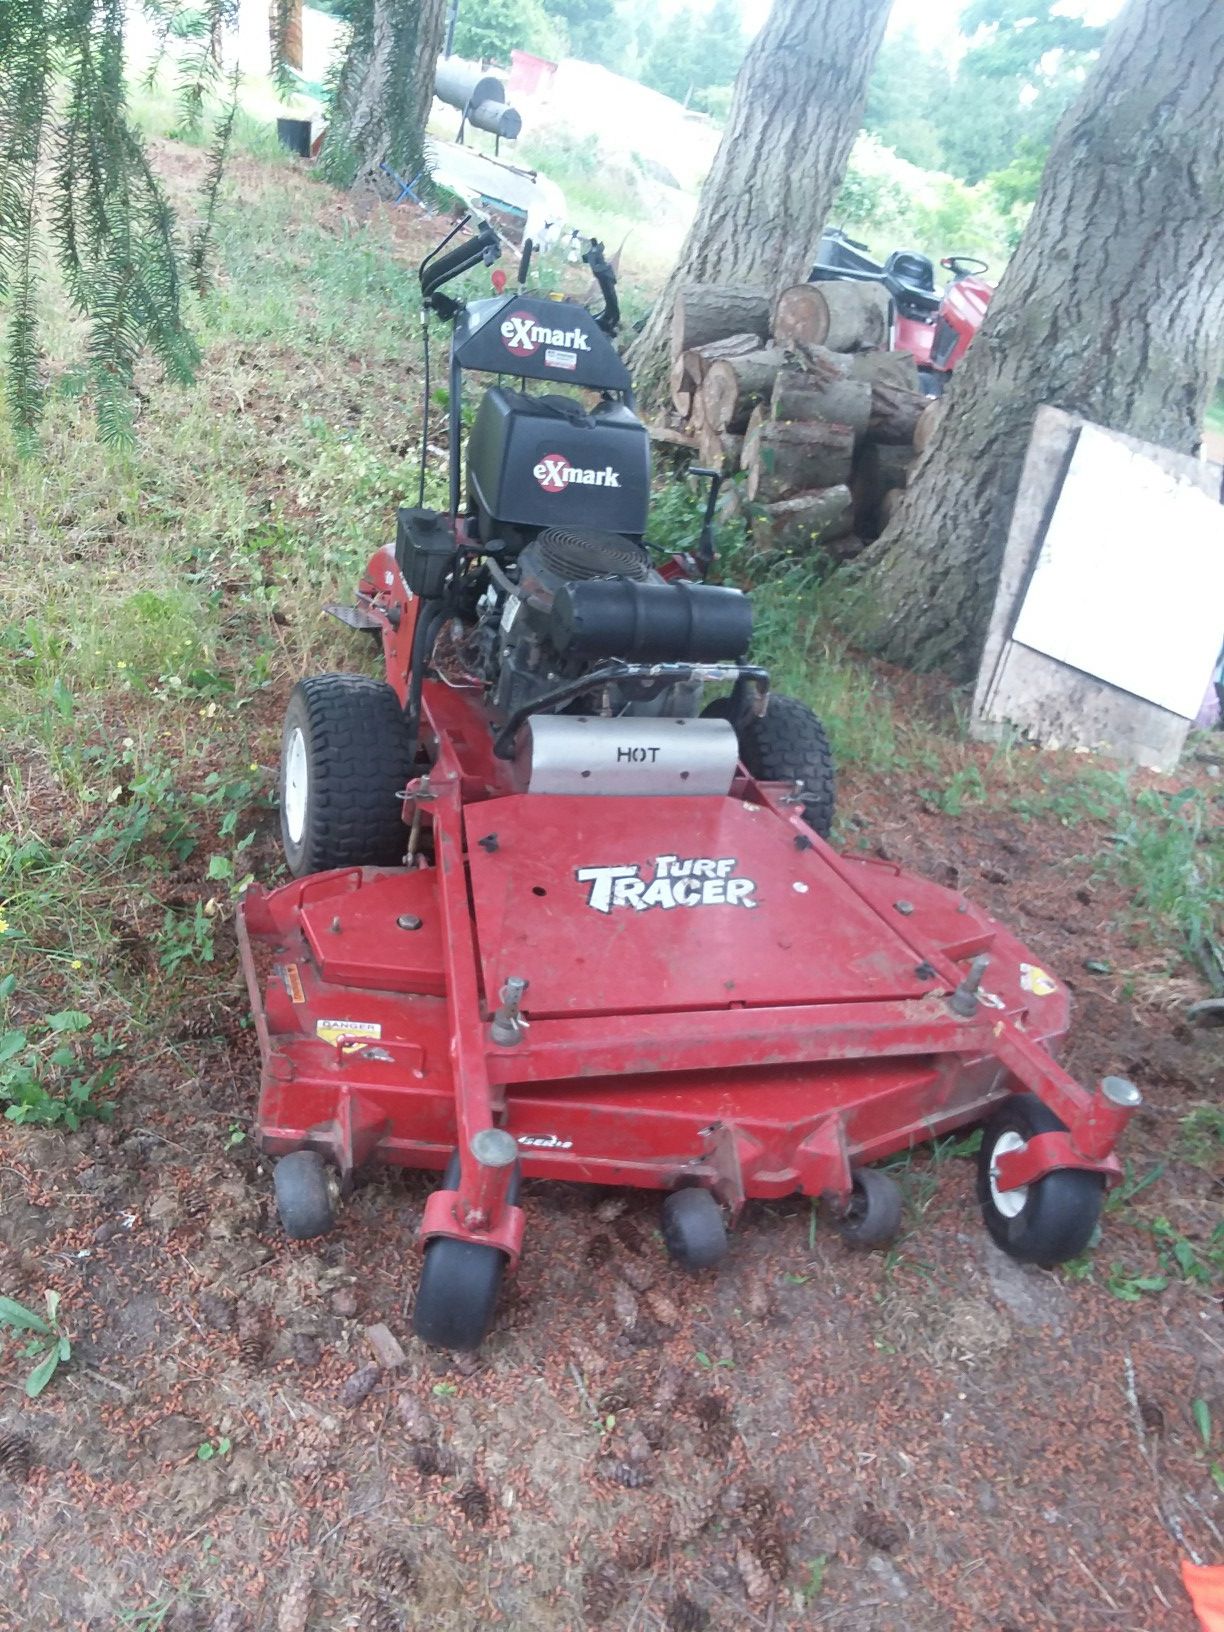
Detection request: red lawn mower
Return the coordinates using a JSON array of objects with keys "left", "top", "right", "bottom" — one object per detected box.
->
[
  {"left": 238, "top": 215, "right": 1139, "bottom": 1350},
  {"left": 812, "top": 227, "right": 994, "bottom": 395}
]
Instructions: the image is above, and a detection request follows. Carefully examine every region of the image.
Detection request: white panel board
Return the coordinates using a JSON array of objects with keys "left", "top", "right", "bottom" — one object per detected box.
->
[{"left": 1010, "top": 424, "right": 1224, "bottom": 719}]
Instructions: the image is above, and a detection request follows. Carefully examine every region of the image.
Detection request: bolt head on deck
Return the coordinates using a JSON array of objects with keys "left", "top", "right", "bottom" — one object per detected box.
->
[
  {"left": 1101, "top": 1075, "right": 1142, "bottom": 1109},
  {"left": 471, "top": 1128, "right": 518, "bottom": 1169}
]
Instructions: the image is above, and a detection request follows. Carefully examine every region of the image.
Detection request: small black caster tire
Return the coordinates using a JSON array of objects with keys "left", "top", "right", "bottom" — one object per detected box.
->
[
  {"left": 736, "top": 694, "right": 836, "bottom": 838},
  {"left": 977, "top": 1093, "right": 1103, "bottom": 1266},
  {"left": 413, "top": 1236, "right": 506, "bottom": 1351},
  {"left": 274, "top": 1150, "right": 336, "bottom": 1240},
  {"left": 661, "top": 1187, "right": 728, "bottom": 1270},
  {"left": 836, "top": 1167, "right": 903, "bottom": 1248}
]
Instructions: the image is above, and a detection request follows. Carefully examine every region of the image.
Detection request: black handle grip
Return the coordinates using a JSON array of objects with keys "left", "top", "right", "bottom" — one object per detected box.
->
[
  {"left": 421, "top": 223, "right": 501, "bottom": 298},
  {"left": 517, "top": 236, "right": 534, "bottom": 286}
]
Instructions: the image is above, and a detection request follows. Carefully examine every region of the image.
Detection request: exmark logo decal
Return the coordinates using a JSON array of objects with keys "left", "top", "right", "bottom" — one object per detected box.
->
[
  {"left": 533, "top": 452, "right": 621, "bottom": 492},
  {"left": 577, "top": 855, "right": 757, "bottom": 913},
  {"left": 500, "top": 310, "right": 592, "bottom": 357}
]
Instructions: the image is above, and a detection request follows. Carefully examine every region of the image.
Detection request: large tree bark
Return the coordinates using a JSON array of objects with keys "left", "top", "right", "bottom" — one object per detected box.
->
[
  {"left": 851, "top": 0, "right": 1224, "bottom": 682},
  {"left": 626, "top": 0, "right": 892, "bottom": 396},
  {"left": 318, "top": 0, "right": 447, "bottom": 189}
]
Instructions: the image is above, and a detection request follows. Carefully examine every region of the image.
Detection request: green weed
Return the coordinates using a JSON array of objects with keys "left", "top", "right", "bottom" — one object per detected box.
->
[
  {"left": 0, "top": 991, "right": 116, "bottom": 1128},
  {"left": 0, "top": 1290, "right": 72, "bottom": 1397}
]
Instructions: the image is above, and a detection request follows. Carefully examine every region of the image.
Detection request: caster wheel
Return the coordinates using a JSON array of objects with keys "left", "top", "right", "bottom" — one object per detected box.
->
[
  {"left": 274, "top": 1150, "right": 336, "bottom": 1240},
  {"left": 978, "top": 1094, "right": 1103, "bottom": 1265},
  {"left": 413, "top": 1236, "right": 506, "bottom": 1350},
  {"left": 836, "top": 1167, "right": 903, "bottom": 1248},
  {"left": 661, "top": 1187, "right": 728, "bottom": 1270}
]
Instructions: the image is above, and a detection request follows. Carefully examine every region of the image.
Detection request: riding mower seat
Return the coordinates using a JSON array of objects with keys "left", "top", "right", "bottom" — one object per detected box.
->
[{"left": 883, "top": 250, "right": 941, "bottom": 318}]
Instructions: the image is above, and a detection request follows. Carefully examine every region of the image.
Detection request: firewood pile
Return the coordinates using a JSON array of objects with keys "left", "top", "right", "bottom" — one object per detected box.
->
[{"left": 663, "top": 279, "right": 945, "bottom": 557}]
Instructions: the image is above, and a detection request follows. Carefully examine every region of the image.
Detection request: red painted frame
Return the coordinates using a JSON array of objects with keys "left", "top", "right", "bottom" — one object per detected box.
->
[{"left": 237, "top": 547, "right": 1135, "bottom": 1262}]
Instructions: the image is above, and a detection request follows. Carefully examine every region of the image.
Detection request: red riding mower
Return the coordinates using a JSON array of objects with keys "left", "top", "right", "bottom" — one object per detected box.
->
[
  {"left": 238, "top": 216, "right": 1140, "bottom": 1349},
  {"left": 812, "top": 226, "right": 994, "bottom": 395}
]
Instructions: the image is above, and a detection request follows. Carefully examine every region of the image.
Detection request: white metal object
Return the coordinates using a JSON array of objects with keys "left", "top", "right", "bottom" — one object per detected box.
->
[
  {"left": 989, "top": 1130, "right": 1028, "bottom": 1218},
  {"left": 522, "top": 715, "right": 738, "bottom": 796},
  {"left": 284, "top": 727, "right": 308, "bottom": 844},
  {"left": 1010, "top": 425, "right": 1224, "bottom": 720}
]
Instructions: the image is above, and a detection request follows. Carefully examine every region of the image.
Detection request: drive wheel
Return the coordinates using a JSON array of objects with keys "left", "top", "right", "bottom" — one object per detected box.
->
[
  {"left": 836, "top": 1167, "right": 903, "bottom": 1248},
  {"left": 661, "top": 1187, "right": 728, "bottom": 1270},
  {"left": 274, "top": 1150, "right": 337, "bottom": 1240},
  {"left": 977, "top": 1094, "right": 1104, "bottom": 1265},
  {"left": 280, "top": 674, "right": 413, "bottom": 876},
  {"left": 413, "top": 1237, "right": 506, "bottom": 1350},
  {"left": 737, "top": 693, "right": 836, "bottom": 837}
]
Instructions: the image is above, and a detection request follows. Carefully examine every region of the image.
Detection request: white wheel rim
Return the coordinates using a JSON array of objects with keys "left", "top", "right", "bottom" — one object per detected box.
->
[
  {"left": 284, "top": 726, "right": 308, "bottom": 845},
  {"left": 989, "top": 1129, "right": 1029, "bottom": 1219}
]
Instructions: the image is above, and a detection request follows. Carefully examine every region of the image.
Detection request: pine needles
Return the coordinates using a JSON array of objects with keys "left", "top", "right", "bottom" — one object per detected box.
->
[{"left": 0, "top": 0, "right": 237, "bottom": 450}]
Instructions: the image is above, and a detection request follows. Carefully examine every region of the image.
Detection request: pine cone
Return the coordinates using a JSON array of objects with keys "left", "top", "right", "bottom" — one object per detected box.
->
[
  {"left": 585, "top": 1232, "right": 615, "bottom": 1266},
  {"left": 208, "top": 1604, "right": 249, "bottom": 1632},
  {"left": 583, "top": 1560, "right": 627, "bottom": 1623},
  {"left": 754, "top": 1523, "right": 789, "bottom": 1582},
  {"left": 177, "top": 1003, "right": 223, "bottom": 1040},
  {"left": 372, "top": 1548, "right": 416, "bottom": 1592},
  {"left": 614, "top": 1525, "right": 669, "bottom": 1572},
  {"left": 411, "top": 1441, "right": 456, "bottom": 1477},
  {"left": 236, "top": 1318, "right": 266, "bottom": 1369},
  {"left": 338, "top": 1362, "right": 381, "bottom": 1409},
  {"left": 611, "top": 1280, "right": 639, "bottom": 1330},
  {"left": 275, "top": 1572, "right": 313, "bottom": 1632},
  {"left": 455, "top": 1480, "right": 490, "bottom": 1527},
  {"left": 395, "top": 1393, "right": 435, "bottom": 1441},
  {"left": 351, "top": 1594, "right": 398, "bottom": 1632},
  {"left": 622, "top": 1427, "right": 653, "bottom": 1465},
  {"left": 625, "top": 1316, "right": 662, "bottom": 1350},
  {"left": 741, "top": 1483, "right": 777, "bottom": 1524},
  {"left": 854, "top": 1504, "right": 904, "bottom": 1553},
  {"left": 700, "top": 1418, "right": 736, "bottom": 1459},
  {"left": 652, "top": 1363, "right": 684, "bottom": 1412},
  {"left": 644, "top": 1288, "right": 678, "bottom": 1326},
  {"left": 736, "top": 1545, "right": 771, "bottom": 1604},
  {"left": 743, "top": 1279, "right": 772, "bottom": 1320},
  {"left": 692, "top": 1393, "right": 729, "bottom": 1428},
  {"left": 668, "top": 1465, "right": 719, "bottom": 1543},
  {"left": 614, "top": 1256, "right": 654, "bottom": 1293},
  {"left": 596, "top": 1381, "right": 635, "bottom": 1416},
  {"left": 612, "top": 1216, "right": 646, "bottom": 1256},
  {"left": 567, "top": 1336, "right": 608, "bottom": 1381},
  {"left": 597, "top": 1457, "right": 652, "bottom": 1489},
  {"left": 594, "top": 1196, "right": 628, "bottom": 1223},
  {"left": 638, "top": 1412, "right": 669, "bottom": 1450},
  {"left": 183, "top": 1189, "right": 211, "bottom": 1219},
  {"left": 0, "top": 1432, "right": 32, "bottom": 1483},
  {"left": 664, "top": 1594, "right": 710, "bottom": 1632}
]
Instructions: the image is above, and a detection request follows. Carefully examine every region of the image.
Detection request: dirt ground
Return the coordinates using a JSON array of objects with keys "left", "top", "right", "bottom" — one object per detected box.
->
[{"left": 2, "top": 143, "right": 1222, "bottom": 1632}]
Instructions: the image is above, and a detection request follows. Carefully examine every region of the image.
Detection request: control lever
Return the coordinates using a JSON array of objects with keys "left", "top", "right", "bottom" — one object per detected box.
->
[
  {"left": 517, "top": 236, "right": 534, "bottom": 286},
  {"left": 690, "top": 466, "right": 723, "bottom": 580}
]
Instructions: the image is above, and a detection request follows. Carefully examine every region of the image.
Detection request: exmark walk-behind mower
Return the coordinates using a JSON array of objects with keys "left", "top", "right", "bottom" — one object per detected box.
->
[
  {"left": 238, "top": 216, "right": 1141, "bottom": 1350},
  {"left": 812, "top": 226, "right": 994, "bottom": 395}
]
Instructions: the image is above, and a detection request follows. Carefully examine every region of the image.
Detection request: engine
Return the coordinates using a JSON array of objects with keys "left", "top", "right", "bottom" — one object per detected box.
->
[{"left": 468, "top": 526, "right": 753, "bottom": 721}]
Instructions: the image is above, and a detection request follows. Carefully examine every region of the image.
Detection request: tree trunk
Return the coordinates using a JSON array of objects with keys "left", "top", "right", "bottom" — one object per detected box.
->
[
  {"left": 671, "top": 289, "right": 770, "bottom": 356},
  {"left": 697, "top": 426, "right": 744, "bottom": 473},
  {"left": 626, "top": 0, "right": 892, "bottom": 396},
  {"left": 752, "top": 486, "right": 854, "bottom": 551},
  {"left": 851, "top": 0, "right": 1224, "bottom": 682},
  {"left": 866, "top": 383, "right": 927, "bottom": 445},
  {"left": 747, "top": 420, "right": 855, "bottom": 501},
  {"left": 773, "top": 281, "right": 892, "bottom": 351},
  {"left": 319, "top": 0, "right": 448, "bottom": 189},
  {"left": 772, "top": 367, "right": 871, "bottom": 436},
  {"left": 701, "top": 349, "right": 786, "bottom": 432}
]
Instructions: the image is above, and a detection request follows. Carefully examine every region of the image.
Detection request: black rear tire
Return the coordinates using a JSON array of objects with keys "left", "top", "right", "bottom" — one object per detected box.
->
[
  {"left": 280, "top": 674, "right": 413, "bottom": 877},
  {"left": 737, "top": 693, "right": 835, "bottom": 838},
  {"left": 977, "top": 1094, "right": 1104, "bottom": 1266},
  {"left": 836, "top": 1167, "right": 903, "bottom": 1248},
  {"left": 661, "top": 1187, "right": 728, "bottom": 1270}
]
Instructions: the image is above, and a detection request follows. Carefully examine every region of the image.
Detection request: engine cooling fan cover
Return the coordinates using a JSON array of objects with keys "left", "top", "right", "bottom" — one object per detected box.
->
[{"left": 533, "top": 526, "right": 651, "bottom": 581}]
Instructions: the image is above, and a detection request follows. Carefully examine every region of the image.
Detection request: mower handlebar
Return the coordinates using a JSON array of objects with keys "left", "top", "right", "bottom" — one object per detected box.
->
[{"left": 420, "top": 221, "right": 502, "bottom": 304}]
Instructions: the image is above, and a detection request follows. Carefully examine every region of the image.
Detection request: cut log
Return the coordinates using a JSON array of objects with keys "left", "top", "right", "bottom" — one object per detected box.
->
[
  {"left": 646, "top": 422, "right": 700, "bottom": 450},
  {"left": 772, "top": 281, "right": 891, "bottom": 352},
  {"left": 681, "top": 331, "right": 762, "bottom": 387},
  {"left": 771, "top": 367, "right": 871, "bottom": 437},
  {"left": 913, "top": 396, "right": 945, "bottom": 453},
  {"left": 866, "top": 383, "right": 927, "bottom": 445},
  {"left": 689, "top": 388, "right": 707, "bottom": 435},
  {"left": 846, "top": 349, "right": 920, "bottom": 392},
  {"left": 878, "top": 486, "right": 907, "bottom": 528},
  {"left": 671, "top": 285, "right": 770, "bottom": 358},
  {"left": 697, "top": 425, "right": 744, "bottom": 474},
  {"left": 751, "top": 485, "right": 854, "bottom": 552},
  {"left": 745, "top": 419, "right": 855, "bottom": 502},
  {"left": 700, "top": 348, "right": 785, "bottom": 433},
  {"left": 789, "top": 342, "right": 854, "bottom": 388},
  {"left": 740, "top": 402, "right": 768, "bottom": 482},
  {"left": 669, "top": 353, "right": 694, "bottom": 416}
]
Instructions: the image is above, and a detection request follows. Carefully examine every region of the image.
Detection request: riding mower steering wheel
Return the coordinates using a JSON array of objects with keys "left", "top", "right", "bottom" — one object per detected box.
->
[{"left": 941, "top": 255, "right": 989, "bottom": 278}]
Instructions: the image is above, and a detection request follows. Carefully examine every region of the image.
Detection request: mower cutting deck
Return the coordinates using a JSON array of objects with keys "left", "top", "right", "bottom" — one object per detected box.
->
[{"left": 239, "top": 214, "right": 1140, "bottom": 1349}]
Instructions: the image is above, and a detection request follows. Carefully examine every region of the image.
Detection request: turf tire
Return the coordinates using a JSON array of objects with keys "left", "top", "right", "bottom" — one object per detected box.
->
[
  {"left": 274, "top": 1151, "right": 336, "bottom": 1240},
  {"left": 737, "top": 693, "right": 836, "bottom": 838},
  {"left": 280, "top": 674, "right": 413, "bottom": 877},
  {"left": 661, "top": 1186, "right": 728, "bottom": 1270},
  {"left": 836, "top": 1167, "right": 903, "bottom": 1248}
]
